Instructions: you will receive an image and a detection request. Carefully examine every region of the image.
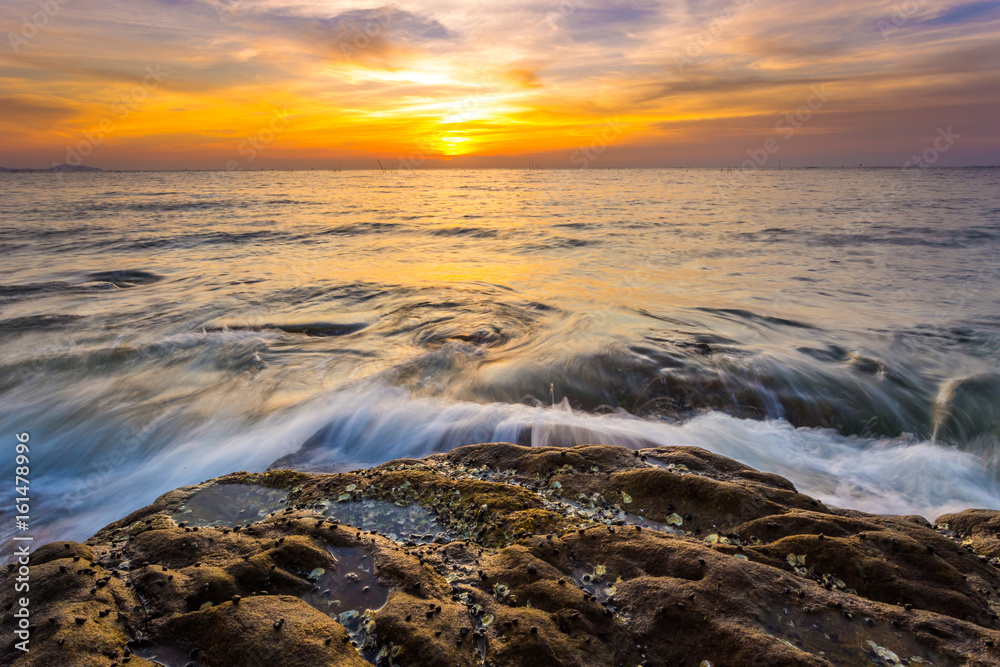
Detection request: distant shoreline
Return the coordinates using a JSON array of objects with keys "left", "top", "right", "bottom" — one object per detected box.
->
[
  {"left": 0, "top": 164, "right": 103, "bottom": 173},
  {"left": 1, "top": 165, "right": 998, "bottom": 173}
]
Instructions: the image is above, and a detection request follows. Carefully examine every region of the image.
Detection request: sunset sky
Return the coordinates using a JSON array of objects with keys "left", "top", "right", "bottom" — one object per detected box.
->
[{"left": 1, "top": 0, "right": 998, "bottom": 169}]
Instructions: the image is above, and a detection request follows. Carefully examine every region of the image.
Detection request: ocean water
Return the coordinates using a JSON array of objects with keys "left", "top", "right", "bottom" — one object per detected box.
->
[{"left": 1, "top": 168, "right": 999, "bottom": 546}]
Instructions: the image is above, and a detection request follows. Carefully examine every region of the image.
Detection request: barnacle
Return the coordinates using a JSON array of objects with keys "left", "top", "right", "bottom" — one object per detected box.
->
[{"left": 866, "top": 641, "right": 900, "bottom": 663}]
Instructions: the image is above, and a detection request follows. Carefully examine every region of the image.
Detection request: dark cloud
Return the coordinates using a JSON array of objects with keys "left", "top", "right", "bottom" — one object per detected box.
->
[
  {"left": 1, "top": 52, "right": 284, "bottom": 95},
  {"left": 561, "top": 0, "right": 661, "bottom": 44},
  {"left": 567, "top": 2, "right": 660, "bottom": 28},
  {"left": 324, "top": 7, "right": 450, "bottom": 40},
  {"left": 906, "top": 41, "right": 1000, "bottom": 74},
  {"left": 675, "top": 0, "right": 753, "bottom": 25},
  {"left": 0, "top": 96, "right": 77, "bottom": 125},
  {"left": 629, "top": 71, "right": 841, "bottom": 105},
  {"left": 143, "top": 1, "right": 452, "bottom": 65},
  {"left": 921, "top": 1, "right": 1000, "bottom": 27},
  {"left": 260, "top": 5, "right": 451, "bottom": 64}
]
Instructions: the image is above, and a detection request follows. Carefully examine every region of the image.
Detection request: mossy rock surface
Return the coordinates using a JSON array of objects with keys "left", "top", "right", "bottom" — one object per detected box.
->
[{"left": 3, "top": 443, "right": 1000, "bottom": 666}]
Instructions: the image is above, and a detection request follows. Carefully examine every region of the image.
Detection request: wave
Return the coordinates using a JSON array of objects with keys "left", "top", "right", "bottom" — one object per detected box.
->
[
  {"left": 204, "top": 321, "right": 368, "bottom": 337},
  {"left": 12, "top": 382, "right": 996, "bottom": 550},
  {"left": 79, "top": 199, "right": 239, "bottom": 212},
  {"left": 428, "top": 226, "right": 503, "bottom": 238},
  {"left": 517, "top": 237, "right": 595, "bottom": 251},
  {"left": 2, "top": 167, "right": 998, "bottom": 561},
  {"left": 0, "top": 313, "right": 83, "bottom": 332},
  {"left": 85, "top": 269, "right": 163, "bottom": 286},
  {"left": 270, "top": 386, "right": 1000, "bottom": 520},
  {"left": 0, "top": 280, "right": 116, "bottom": 303},
  {"left": 315, "top": 222, "right": 406, "bottom": 236},
  {"left": 694, "top": 307, "right": 817, "bottom": 329},
  {"left": 103, "top": 231, "right": 286, "bottom": 252}
]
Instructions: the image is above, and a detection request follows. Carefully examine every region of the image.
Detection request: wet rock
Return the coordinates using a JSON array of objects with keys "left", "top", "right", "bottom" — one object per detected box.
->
[
  {"left": 937, "top": 509, "right": 1000, "bottom": 559},
  {"left": 3, "top": 444, "right": 1000, "bottom": 666}
]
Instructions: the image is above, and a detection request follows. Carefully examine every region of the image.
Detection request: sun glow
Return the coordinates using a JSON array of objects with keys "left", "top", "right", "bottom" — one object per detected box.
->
[
  {"left": 437, "top": 135, "right": 474, "bottom": 155},
  {"left": 1, "top": 0, "right": 995, "bottom": 169}
]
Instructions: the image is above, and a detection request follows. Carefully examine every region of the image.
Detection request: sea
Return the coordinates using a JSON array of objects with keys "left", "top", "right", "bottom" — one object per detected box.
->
[{"left": 1, "top": 167, "right": 998, "bottom": 547}]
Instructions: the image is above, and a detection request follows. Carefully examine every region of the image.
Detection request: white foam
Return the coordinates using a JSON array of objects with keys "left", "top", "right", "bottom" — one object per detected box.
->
[
  {"left": 15, "top": 384, "right": 1000, "bottom": 546},
  {"left": 247, "top": 385, "right": 1000, "bottom": 520}
]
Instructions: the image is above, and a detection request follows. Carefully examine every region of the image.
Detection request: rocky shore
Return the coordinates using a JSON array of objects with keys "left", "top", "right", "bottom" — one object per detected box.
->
[{"left": 4, "top": 443, "right": 1000, "bottom": 666}]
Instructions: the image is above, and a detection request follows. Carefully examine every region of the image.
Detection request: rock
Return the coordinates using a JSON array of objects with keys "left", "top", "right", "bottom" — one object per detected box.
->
[
  {"left": 937, "top": 508, "right": 1000, "bottom": 559},
  {"left": 3, "top": 443, "right": 1000, "bottom": 666}
]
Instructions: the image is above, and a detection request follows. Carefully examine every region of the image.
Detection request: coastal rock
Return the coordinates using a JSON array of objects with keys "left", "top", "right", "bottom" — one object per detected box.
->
[
  {"left": 936, "top": 508, "right": 1000, "bottom": 559},
  {"left": 3, "top": 443, "right": 1000, "bottom": 666}
]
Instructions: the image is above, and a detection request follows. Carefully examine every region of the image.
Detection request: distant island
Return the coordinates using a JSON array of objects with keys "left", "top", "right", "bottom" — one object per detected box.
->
[{"left": 0, "top": 164, "right": 103, "bottom": 172}]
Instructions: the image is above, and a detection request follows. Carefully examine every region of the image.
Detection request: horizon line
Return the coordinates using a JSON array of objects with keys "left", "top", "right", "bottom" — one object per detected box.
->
[{"left": 3, "top": 165, "right": 999, "bottom": 173}]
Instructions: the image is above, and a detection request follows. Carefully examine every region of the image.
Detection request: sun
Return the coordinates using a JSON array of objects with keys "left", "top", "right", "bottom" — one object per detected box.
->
[{"left": 437, "top": 135, "right": 474, "bottom": 155}]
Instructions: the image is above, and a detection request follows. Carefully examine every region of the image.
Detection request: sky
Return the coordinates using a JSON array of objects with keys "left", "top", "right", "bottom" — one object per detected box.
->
[{"left": 1, "top": 0, "right": 998, "bottom": 169}]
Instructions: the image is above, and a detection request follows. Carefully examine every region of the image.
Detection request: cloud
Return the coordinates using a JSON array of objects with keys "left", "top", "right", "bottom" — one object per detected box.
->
[
  {"left": 506, "top": 67, "right": 543, "bottom": 88},
  {"left": 245, "top": 5, "right": 452, "bottom": 67},
  {"left": 559, "top": 0, "right": 662, "bottom": 45},
  {"left": 567, "top": 1, "right": 661, "bottom": 28},
  {"left": 921, "top": 1, "right": 1000, "bottom": 27},
  {"left": 0, "top": 96, "right": 78, "bottom": 125},
  {"left": 1, "top": 0, "right": 998, "bottom": 167}
]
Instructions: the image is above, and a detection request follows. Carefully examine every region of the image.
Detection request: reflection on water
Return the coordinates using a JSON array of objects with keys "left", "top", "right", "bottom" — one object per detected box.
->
[
  {"left": 301, "top": 546, "right": 389, "bottom": 661},
  {"left": 321, "top": 499, "right": 453, "bottom": 545},
  {"left": 173, "top": 484, "right": 289, "bottom": 528},
  {"left": 132, "top": 642, "right": 203, "bottom": 667},
  {"left": 1, "top": 168, "right": 998, "bottom": 546}
]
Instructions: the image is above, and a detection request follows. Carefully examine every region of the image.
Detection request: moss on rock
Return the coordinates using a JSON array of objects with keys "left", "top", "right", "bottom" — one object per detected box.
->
[{"left": 3, "top": 443, "right": 1000, "bottom": 666}]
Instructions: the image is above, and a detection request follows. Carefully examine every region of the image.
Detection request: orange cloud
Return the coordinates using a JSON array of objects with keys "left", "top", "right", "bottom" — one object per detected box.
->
[{"left": 0, "top": 0, "right": 997, "bottom": 168}]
